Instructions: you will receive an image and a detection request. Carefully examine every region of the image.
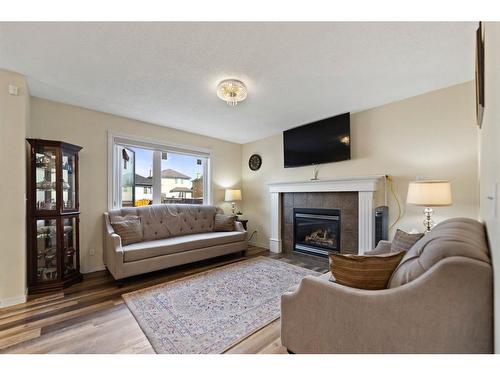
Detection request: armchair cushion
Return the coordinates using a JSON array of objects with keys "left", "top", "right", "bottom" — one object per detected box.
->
[
  {"left": 365, "top": 240, "right": 392, "bottom": 255},
  {"left": 391, "top": 229, "right": 424, "bottom": 252},
  {"left": 328, "top": 251, "right": 405, "bottom": 290}
]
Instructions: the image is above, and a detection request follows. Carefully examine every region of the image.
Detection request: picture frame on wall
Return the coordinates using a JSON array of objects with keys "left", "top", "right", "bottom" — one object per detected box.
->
[{"left": 475, "top": 21, "right": 484, "bottom": 128}]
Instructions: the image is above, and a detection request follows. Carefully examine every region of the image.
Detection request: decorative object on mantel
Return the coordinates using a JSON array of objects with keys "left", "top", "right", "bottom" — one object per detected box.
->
[
  {"left": 311, "top": 164, "right": 320, "bottom": 180},
  {"left": 407, "top": 180, "right": 453, "bottom": 233},
  {"left": 248, "top": 153, "right": 262, "bottom": 171},
  {"left": 216, "top": 79, "right": 247, "bottom": 106},
  {"left": 123, "top": 257, "right": 319, "bottom": 353},
  {"left": 224, "top": 189, "right": 242, "bottom": 215},
  {"left": 475, "top": 21, "right": 484, "bottom": 128}
]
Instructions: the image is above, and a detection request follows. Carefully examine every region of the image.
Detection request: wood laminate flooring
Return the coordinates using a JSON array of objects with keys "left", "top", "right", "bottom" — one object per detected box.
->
[{"left": 0, "top": 246, "right": 328, "bottom": 354}]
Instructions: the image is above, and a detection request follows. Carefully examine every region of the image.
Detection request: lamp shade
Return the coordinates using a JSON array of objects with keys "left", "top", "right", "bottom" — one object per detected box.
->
[
  {"left": 224, "top": 189, "right": 242, "bottom": 202},
  {"left": 407, "top": 180, "right": 452, "bottom": 207}
]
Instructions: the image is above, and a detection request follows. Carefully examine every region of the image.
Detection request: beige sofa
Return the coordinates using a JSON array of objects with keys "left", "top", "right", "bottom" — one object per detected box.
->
[
  {"left": 103, "top": 204, "right": 247, "bottom": 280},
  {"left": 281, "top": 218, "right": 493, "bottom": 353}
]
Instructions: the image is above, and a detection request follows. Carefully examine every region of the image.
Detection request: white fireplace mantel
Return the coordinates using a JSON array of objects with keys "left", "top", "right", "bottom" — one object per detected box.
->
[{"left": 268, "top": 175, "right": 385, "bottom": 254}]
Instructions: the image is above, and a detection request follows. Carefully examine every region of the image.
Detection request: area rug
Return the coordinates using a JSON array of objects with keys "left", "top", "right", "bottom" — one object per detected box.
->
[{"left": 122, "top": 257, "right": 320, "bottom": 354}]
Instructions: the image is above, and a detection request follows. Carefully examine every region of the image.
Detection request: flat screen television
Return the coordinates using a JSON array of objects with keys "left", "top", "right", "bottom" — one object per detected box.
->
[{"left": 283, "top": 112, "right": 350, "bottom": 168}]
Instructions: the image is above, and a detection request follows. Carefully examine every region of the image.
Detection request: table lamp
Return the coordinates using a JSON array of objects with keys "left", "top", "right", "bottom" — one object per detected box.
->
[
  {"left": 224, "top": 189, "right": 242, "bottom": 215},
  {"left": 407, "top": 180, "right": 452, "bottom": 233}
]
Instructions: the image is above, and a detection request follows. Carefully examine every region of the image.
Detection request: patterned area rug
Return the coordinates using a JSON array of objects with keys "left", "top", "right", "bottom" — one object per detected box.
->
[{"left": 123, "top": 257, "right": 319, "bottom": 353}]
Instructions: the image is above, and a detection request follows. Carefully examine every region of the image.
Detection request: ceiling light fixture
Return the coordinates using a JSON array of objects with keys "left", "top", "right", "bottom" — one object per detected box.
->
[{"left": 216, "top": 79, "right": 247, "bottom": 106}]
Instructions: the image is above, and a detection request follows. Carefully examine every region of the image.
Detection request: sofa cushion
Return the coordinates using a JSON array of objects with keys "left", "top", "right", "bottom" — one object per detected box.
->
[
  {"left": 388, "top": 217, "right": 490, "bottom": 288},
  {"left": 108, "top": 204, "right": 220, "bottom": 241},
  {"left": 214, "top": 213, "right": 236, "bottom": 231},
  {"left": 329, "top": 251, "right": 406, "bottom": 290},
  {"left": 110, "top": 216, "right": 143, "bottom": 245},
  {"left": 122, "top": 231, "right": 246, "bottom": 262}
]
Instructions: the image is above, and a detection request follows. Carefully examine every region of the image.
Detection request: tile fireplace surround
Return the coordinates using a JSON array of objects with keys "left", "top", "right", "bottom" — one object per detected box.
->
[
  {"left": 283, "top": 193, "right": 358, "bottom": 255},
  {"left": 268, "top": 176, "right": 385, "bottom": 255}
]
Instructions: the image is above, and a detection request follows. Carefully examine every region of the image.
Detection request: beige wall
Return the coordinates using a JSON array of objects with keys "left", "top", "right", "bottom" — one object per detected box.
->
[
  {"left": 0, "top": 70, "right": 29, "bottom": 307},
  {"left": 29, "top": 97, "right": 242, "bottom": 273},
  {"left": 479, "top": 22, "right": 500, "bottom": 353},
  {"left": 242, "top": 82, "right": 479, "bottom": 248}
]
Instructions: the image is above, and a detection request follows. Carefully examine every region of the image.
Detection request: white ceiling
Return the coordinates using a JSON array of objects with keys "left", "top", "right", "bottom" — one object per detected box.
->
[{"left": 0, "top": 22, "right": 477, "bottom": 144}]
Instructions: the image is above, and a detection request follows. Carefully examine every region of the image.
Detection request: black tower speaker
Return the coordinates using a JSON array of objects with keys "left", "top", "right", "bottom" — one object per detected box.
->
[{"left": 374, "top": 206, "right": 389, "bottom": 245}]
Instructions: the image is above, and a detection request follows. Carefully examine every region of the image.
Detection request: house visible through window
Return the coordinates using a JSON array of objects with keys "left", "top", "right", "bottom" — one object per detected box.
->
[
  {"left": 110, "top": 133, "right": 211, "bottom": 208},
  {"left": 161, "top": 153, "right": 205, "bottom": 204}
]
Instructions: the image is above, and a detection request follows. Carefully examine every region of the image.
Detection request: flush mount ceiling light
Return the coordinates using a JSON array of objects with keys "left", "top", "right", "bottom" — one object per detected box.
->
[{"left": 216, "top": 79, "right": 247, "bottom": 106}]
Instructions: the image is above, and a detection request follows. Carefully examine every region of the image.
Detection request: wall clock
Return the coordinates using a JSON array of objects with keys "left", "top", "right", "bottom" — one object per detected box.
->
[{"left": 248, "top": 154, "right": 262, "bottom": 171}]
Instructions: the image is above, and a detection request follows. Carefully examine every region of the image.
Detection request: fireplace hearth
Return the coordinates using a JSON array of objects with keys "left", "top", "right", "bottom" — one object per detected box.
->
[{"left": 293, "top": 208, "right": 341, "bottom": 257}]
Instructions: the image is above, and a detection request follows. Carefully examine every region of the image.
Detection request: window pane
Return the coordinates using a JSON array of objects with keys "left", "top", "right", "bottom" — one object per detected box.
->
[
  {"left": 161, "top": 153, "right": 205, "bottom": 204},
  {"left": 120, "top": 147, "right": 135, "bottom": 207},
  {"left": 119, "top": 146, "right": 154, "bottom": 207}
]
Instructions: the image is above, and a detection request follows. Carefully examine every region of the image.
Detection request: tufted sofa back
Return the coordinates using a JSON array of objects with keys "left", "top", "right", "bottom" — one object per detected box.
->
[
  {"left": 388, "top": 217, "right": 491, "bottom": 288},
  {"left": 108, "top": 204, "right": 222, "bottom": 241}
]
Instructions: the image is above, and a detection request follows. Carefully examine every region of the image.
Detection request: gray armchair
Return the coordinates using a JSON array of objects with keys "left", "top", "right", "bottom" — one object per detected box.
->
[{"left": 281, "top": 218, "right": 493, "bottom": 353}]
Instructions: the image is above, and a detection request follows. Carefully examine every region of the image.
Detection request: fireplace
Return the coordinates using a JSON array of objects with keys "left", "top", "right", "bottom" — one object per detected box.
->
[{"left": 293, "top": 208, "right": 341, "bottom": 257}]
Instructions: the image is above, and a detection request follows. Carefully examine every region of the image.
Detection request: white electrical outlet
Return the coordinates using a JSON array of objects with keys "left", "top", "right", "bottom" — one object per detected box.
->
[
  {"left": 89, "top": 248, "right": 96, "bottom": 256},
  {"left": 8, "top": 84, "right": 19, "bottom": 96}
]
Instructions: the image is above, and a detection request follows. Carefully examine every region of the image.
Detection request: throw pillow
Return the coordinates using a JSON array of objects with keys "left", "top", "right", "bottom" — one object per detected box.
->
[
  {"left": 391, "top": 229, "right": 424, "bottom": 253},
  {"left": 214, "top": 213, "right": 236, "bottom": 232},
  {"left": 328, "top": 251, "right": 406, "bottom": 290},
  {"left": 110, "top": 215, "right": 143, "bottom": 245}
]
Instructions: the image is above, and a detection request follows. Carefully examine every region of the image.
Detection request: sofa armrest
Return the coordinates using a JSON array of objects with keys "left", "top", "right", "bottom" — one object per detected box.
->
[
  {"left": 281, "top": 257, "right": 493, "bottom": 353},
  {"left": 364, "top": 240, "right": 392, "bottom": 255},
  {"left": 103, "top": 212, "right": 124, "bottom": 279},
  {"left": 234, "top": 221, "right": 246, "bottom": 233},
  {"left": 234, "top": 221, "right": 248, "bottom": 243}
]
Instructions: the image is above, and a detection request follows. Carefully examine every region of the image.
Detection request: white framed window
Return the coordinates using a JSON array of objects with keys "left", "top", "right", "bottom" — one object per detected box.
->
[{"left": 108, "top": 131, "right": 212, "bottom": 209}]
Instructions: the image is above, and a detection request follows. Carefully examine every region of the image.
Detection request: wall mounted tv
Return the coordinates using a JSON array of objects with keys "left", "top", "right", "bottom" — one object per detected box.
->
[{"left": 283, "top": 112, "right": 350, "bottom": 168}]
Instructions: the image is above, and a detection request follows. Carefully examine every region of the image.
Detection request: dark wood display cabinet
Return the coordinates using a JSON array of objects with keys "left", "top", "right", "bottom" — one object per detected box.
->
[{"left": 26, "top": 139, "right": 83, "bottom": 294}]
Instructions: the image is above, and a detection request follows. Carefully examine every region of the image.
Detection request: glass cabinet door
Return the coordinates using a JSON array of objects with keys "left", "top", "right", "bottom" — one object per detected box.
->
[
  {"left": 36, "top": 219, "right": 58, "bottom": 282},
  {"left": 62, "top": 151, "right": 76, "bottom": 210},
  {"left": 35, "top": 147, "right": 57, "bottom": 211},
  {"left": 63, "top": 217, "right": 77, "bottom": 276}
]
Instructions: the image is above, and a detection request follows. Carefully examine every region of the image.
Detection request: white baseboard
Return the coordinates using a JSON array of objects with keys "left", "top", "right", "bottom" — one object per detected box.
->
[
  {"left": 0, "top": 294, "right": 27, "bottom": 308},
  {"left": 80, "top": 264, "right": 106, "bottom": 274},
  {"left": 249, "top": 240, "right": 270, "bottom": 250}
]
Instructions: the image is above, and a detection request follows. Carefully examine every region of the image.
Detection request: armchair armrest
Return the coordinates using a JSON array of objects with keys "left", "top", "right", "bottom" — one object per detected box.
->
[{"left": 281, "top": 257, "right": 493, "bottom": 353}]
